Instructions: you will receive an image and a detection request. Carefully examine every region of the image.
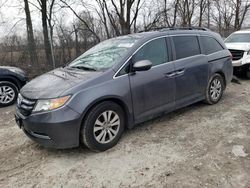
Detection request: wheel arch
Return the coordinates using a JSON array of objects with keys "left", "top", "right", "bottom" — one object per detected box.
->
[
  {"left": 0, "top": 76, "right": 22, "bottom": 89},
  {"left": 80, "top": 96, "right": 133, "bottom": 130}
]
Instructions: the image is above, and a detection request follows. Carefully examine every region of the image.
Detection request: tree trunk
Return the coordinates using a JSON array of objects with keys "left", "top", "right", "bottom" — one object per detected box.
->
[
  {"left": 110, "top": 0, "right": 141, "bottom": 35},
  {"left": 172, "top": 0, "right": 179, "bottom": 27},
  {"left": 73, "top": 25, "right": 81, "bottom": 57},
  {"left": 234, "top": 0, "right": 240, "bottom": 30},
  {"left": 198, "top": 0, "right": 203, "bottom": 27},
  {"left": 24, "top": 0, "right": 38, "bottom": 64},
  {"left": 41, "top": 0, "right": 53, "bottom": 69},
  {"left": 207, "top": 0, "right": 210, "bottom": 28}
]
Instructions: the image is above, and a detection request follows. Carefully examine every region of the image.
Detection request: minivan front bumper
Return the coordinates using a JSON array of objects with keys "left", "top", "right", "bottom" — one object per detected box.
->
[{"left": 15, "top": 106, "right": 82, "bottom": 149}]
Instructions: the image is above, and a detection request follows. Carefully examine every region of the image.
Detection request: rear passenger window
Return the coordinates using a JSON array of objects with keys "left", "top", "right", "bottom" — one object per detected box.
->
[
  {"left": 172, "top": 36, "right": 200, "bottom": 60},
  {"left": 200, "top": 36, "right": 224, "bottom": 55},
  {"left": 132, "top": 38, "right": 168, "bottom": 66}
]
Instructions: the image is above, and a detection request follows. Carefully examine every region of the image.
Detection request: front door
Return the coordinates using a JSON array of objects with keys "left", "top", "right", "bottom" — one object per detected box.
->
[{"left": 129, "top": 37, "right": 176, "bottom": 123}]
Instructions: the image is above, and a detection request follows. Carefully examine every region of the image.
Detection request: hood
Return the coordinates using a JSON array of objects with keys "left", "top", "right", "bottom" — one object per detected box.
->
[
  {"left": 21, "top": 67, "right": 101, "bottom": 99},
  {"left": 225, "top": 43, "right": 250, "bottom": 51}
]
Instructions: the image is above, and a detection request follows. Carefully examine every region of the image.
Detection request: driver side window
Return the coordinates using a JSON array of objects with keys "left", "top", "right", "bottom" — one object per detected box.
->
[{"left": 132, "top": 38, "right": 168, "bottom": 66}]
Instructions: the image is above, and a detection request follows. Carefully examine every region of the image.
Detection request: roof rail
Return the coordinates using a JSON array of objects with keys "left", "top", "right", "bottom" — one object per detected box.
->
[{"left": 160, "top": 27, "right": 210, "bottom": 32}]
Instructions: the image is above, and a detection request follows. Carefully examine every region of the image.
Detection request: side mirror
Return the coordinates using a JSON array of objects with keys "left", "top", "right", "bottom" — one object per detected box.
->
[{"left": 132, "top": 60, "right": 152, "bottom": 72}]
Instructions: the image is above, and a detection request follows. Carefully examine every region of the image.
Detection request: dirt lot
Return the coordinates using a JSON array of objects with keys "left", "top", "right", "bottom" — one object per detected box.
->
[{"left": 0, "top": 79, "right": 250, "bottom": 188}]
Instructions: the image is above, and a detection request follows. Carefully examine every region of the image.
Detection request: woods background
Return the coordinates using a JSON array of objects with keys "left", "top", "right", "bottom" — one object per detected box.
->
[{"left": 0, "top": 0, "right": 250, "bottom": 77}]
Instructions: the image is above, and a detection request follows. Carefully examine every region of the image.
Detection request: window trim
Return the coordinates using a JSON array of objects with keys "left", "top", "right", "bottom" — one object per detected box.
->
[
  {"left": 113, "top": 33, "right": 222, "bottom": 79},
  {"left": 113, "top": 35, "right": 170, "bottom": 79}
]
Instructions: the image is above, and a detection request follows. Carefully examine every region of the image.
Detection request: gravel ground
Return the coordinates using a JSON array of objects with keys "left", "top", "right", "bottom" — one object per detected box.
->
[{"left": 0, "top": 79, "right": 250, "bottom": 188}]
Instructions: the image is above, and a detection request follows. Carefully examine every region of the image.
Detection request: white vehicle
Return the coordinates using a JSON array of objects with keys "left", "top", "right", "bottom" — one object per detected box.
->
[{"left": 225, "top": 30, "right": 250, "bottom": 78}]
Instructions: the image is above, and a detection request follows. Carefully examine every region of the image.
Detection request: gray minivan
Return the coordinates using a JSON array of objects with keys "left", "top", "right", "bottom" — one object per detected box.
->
[{"left": 15, "top": 28, "right": 233, "bottom": 151}]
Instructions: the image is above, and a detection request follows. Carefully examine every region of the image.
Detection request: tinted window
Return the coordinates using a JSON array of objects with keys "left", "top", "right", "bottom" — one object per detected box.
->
[
  {"left": 200, "top": 36, "right": 224, "bottom": 55},
  {"left": 132, "top": 38, "right": 168, "bottom": 66},
  {"left": 172, "top": 36, "right": 200, "bottom": 60}
]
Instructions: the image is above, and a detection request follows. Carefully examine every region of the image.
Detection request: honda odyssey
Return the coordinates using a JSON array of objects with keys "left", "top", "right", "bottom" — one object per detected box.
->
[{"left": 15, "top": 28, "right": 233, "bottom": 151}]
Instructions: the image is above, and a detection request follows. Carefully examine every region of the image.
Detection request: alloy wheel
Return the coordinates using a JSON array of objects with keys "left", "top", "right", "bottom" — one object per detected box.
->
[
  {"left": 0, "top": 85, "right": 15, "bottom": 104},
  {"left": 210, "top": 78, "right": 222, "bottom": 101},
  {"left": 93, "top": 110, "right": 120, "bottom": 144}
]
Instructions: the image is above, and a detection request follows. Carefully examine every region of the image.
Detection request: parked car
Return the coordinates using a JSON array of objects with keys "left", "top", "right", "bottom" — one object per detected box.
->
[
  {"left": 225, "top": 30, "right": 250, "bottom": 78},
  {"left": 0, "top": 66, "right": 27, "bottom": 107},
  {"left": 15, "top": 27, "right": 233, "bottom": 151}
]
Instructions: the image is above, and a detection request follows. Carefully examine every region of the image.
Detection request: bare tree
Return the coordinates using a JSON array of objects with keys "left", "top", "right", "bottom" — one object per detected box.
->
[
  {"left": 73, "top": 24, "right": 81, "bottom": 56},
  {"left": 47, "top": 0, "right": 56, "bottom": 40},
  {"left": 35, "top": 0, "right": 55, "bottom": 68},
  {"left": 95, "top": 0, "right": 111, "bottom": 38},
  {"left": 60, "top": 0, "right": 101, "bottom": 42},
  {"left": 233, "top": 0, "right": 250, "bottom": 30},
  {"left": 211, "top": 0, "right": 234, "bottom": 36},
  {"left": 104, "top": 0, "right": 142, "bottom": 35},
  {"left": 75, "top": 11, "right": 102, "bottom": 48},
  {"left": 165, "top": 0, "right": 179, "bottom": 27},
  {"left": 178, "top": 0, "right": 196, "bottom": 27},
  {"left": 24, "top": 0, "right": 38, "bottom": 64},
  {"left": 140, "top": 0, "right": 162, "bottom": 31},
  {"left": 207, "top": 0, "right": 211, "bottom": 28},
  {"left": 102, "top": 0, "right": 121, "bottom": 36},
  {"left": 198, "top": 0, "right": 207, "bottom": 27}
]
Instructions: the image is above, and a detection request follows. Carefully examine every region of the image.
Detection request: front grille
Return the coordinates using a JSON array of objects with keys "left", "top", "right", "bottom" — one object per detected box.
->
[
  {"left": 229, "top": 49, "right": 245, "bottom": 61},
  {"left": 17, "top": 94, "right": 36, "bottom": 116}
]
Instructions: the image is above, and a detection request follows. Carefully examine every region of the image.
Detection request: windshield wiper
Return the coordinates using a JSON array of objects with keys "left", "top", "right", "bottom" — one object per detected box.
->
[{"left": 70, "top": 65, "right": 97, "bottom": 71}]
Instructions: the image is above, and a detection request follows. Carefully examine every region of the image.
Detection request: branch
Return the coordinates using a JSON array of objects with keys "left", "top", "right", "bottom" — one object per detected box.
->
[
  {"left": 59, "top": 0, "right": 100, "bottom": 42},
  {"left": 28, "top": 0, "right": 41, "bottom": 10},
  {"left": 110, "top": 0, "right": 123, "bottom": 21},
  {"left": 130, "top": 0, "right": 142, "bottom": 27},
  {"left": 6, "top": 18, "right": 25, "bottom": 37}
]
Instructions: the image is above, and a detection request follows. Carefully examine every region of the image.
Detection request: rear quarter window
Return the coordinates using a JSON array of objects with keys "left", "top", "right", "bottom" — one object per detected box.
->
[
  {"left": 200, "top": 36, "right": 224, "bottom": 55},
  {"left": 172, "top": 36, "right": 200, "bottom": 60}
]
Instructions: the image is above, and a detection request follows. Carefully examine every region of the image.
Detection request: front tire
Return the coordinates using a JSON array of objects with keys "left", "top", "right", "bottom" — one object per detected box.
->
[
  {"left": 0, "top": 81, "right": 18, "bottom": 107},
  {"left": 81, "top": 101, "right": 125, "bottom": 152},
  {"left": 204, "top": 74, "right": 224, "bottom": 105}
]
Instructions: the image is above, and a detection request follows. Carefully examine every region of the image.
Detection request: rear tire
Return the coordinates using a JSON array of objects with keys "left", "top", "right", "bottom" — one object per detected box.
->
[
  {"left": 81, "top": 101, "right": 125, "bottom": 152},
  {"left": 204, "top": 74, "right": 224, "bottom": 105},
  {"left": 0, "top": 81, "right": 18, "bottom": 107}
]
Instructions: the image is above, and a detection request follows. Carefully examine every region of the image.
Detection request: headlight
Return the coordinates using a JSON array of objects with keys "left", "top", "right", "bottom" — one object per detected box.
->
[{"left": 33, "top": 96, "right": 71, "bottom": 112}]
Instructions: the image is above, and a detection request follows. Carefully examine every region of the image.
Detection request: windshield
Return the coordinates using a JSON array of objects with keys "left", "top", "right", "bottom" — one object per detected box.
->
[
  {"left": 68, "top": 36, "right": 139, "bottom": 71},
  {"left": 225, "top": 33, "right": 250, "bottom": 43}
]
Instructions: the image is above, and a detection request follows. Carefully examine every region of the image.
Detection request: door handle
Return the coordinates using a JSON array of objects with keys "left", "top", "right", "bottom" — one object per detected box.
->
[
  {"left": 164, "top": 72, "right": 176, "bottom": 78},
  {"left": 176, "top": 69, "right": 185, "bottom": 76}
]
